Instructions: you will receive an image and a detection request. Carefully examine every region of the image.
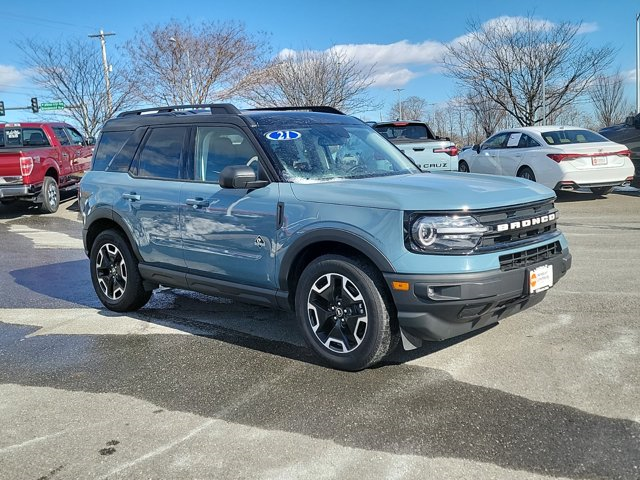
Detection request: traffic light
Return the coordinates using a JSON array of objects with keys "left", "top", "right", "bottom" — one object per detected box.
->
[
  {"left": 0, "top": 101, "right": 5, "bottom": 116},
  {"left": 31, "top": 97, "right": 39, "bottom": 113}
]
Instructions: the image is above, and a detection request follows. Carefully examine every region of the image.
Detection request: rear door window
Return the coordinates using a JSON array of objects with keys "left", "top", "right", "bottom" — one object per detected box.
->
[{"left": 132, "top": 127, "right": 188, "bottom": 180}]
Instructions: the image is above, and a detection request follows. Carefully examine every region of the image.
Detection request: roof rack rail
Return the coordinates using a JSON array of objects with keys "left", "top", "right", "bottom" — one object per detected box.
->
[
  {"left": 246, "top": 106, "right": 344, "bottom": 115},
  {"left": 118, "top": 103, "right": 241, "bottom": 117}
]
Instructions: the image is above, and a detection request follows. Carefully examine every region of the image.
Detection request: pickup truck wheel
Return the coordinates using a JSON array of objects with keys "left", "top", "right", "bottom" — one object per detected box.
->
[
  {"left": 458, "top": 160, "right": 470, "bottom": 172},
  {"left": 296, "top": 255, "right": 396, "bottom": 371},
  {"left": 517, "top": 166, "right": 536, "bottom": 182},
  {"left": 590, "top": 186, "right": 613, "bottom": 196},
  {"left": 39, "top": 176, "right": 59, "bottom": 213},
  {"left": 90, "top": 229, "right": 152, "bottom": 312}
]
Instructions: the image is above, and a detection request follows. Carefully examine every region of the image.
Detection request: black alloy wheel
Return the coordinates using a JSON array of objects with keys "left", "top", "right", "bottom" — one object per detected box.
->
[
  {"left": 295, "top": 254, "right": 397, "bottom": 371},
  {"left": 90, "top": 229, "right": 152, "bottom": 312}
]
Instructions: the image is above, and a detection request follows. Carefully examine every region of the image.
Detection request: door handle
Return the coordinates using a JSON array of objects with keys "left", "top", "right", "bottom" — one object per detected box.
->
[
  {"left": 122, "top": 193, "right": 141, "bottom": 201},
  {"left": 412, "top": 147, "right": 425, "bottom": 151},
  {"left": 185, "top": 197, "right": 209, "bottom": 208},
  {"left": 62, "top": 153, "right": 69, "bottom": 158}
]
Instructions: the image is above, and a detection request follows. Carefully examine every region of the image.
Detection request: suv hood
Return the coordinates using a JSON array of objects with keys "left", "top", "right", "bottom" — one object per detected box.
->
[{"left": 290, "top": 172, "right": 555, "bottom": 211}]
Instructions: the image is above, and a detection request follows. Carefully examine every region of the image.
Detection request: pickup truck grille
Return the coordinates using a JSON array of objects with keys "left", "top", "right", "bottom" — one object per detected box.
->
[
  {"left": 499, "top": 241, "right": 562, "bottom": 271},
  {"left": 475, "top": 199, "right": 558, "bottom": 251}
]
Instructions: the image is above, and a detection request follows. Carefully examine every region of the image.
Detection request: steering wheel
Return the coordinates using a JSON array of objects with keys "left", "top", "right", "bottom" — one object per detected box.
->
[{"left": 346, "top": 163, "right": 368, "bottom": 174}]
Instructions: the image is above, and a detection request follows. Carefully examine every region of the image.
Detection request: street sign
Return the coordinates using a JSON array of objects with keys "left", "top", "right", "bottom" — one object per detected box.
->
[{"left": 40, "top": 102, "right": 65, "bottom": 111}]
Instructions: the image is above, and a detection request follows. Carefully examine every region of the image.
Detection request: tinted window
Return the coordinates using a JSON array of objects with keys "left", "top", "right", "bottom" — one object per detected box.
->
[
  {"left": 52, "top": 127, "right": 70, "bottom": 145},
  {"left": 374, "top": 123, "right": 434, "bottom": 140},
  {"left": 541, "top": 129, "right": 608, "bottom": 145},
  {"left": 66, "top": 127, "right": 84, "bottom": 145},
  {"left": 0, "top": 128, "right": 50, "bottom": 147},
  {"left": 194, "top": 126, "right": 259, "bottom": 182},
  {"left": 135, "top": 127, "right": 187, "bottom": 179},
  {"left": 92, "top": 131, "right": 132, "bottom": 171}
]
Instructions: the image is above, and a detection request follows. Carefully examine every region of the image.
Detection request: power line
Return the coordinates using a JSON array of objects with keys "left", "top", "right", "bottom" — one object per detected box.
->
[{"left": 3, "top": 12, "right": 94, "bottom": 31}]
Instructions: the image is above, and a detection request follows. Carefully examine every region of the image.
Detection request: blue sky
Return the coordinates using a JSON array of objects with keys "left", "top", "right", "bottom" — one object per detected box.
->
[{"left": 0, "top": 0, "right": 638, "bottom": 123}]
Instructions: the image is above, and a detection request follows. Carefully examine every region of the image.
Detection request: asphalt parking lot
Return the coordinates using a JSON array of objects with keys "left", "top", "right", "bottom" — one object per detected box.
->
[{"left": 0, "top": 187, "right": 638, "bottom": 480}]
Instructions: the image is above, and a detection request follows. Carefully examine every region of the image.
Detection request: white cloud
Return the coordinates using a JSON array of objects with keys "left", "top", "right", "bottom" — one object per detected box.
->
[
  {"left": 368, "top": 69, "right": 421, "bottom": 88},
  {"left": 277, "top": 15, "right": 600, "bottom": 91},
  {"left": 0, "top": 65, "right": 24, "bottom": 87},
  {"left": 577, "top": 22, "right": 599, "bottom": 34},
  {"left": 330, "top": 40, "right": 447, "bottom": 67}
]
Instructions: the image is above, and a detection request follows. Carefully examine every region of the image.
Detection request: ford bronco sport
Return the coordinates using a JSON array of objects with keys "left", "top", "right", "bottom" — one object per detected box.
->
[{"left": 79, "top": 104, "right": 572, "bottom": 371}]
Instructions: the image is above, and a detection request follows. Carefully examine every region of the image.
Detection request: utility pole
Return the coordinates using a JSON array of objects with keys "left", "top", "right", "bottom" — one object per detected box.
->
[
  {"left": 393, "top": 88, "right": 404, "bottom": 120},
  {"left": 169, "top": 37, "right": 195, "bottom": 104},
  {"left": 542, "top": 69, "right": 546, "bottom": 126},
  {"left": 636, "top": 13, "right": 640, "bottom": 113},
  {"left": 88, "top": 29, "right": 115, "bottom": 114}
]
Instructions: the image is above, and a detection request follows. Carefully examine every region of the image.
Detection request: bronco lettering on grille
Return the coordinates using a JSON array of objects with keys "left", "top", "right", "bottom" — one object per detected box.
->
[{"left": 496, "top": 213, "right": 556, "bottom": 232}]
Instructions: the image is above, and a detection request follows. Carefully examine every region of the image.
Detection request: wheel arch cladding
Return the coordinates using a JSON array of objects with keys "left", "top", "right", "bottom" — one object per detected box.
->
[
  {"left": 86, "top": 212, "right": 142, "bottom": 261},
  {"left": 279, "top": 230, "right": 396, "bottom": 309}
]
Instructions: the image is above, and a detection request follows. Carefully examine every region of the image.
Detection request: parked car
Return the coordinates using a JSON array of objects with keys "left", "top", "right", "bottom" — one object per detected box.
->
[
  {"left": 0, "top": 122, "right": 94, "bottom": 212},
  {"left": 372, "top": 121, "right": 458, "bottom": 172},
  {"left": 599, "top": 114, "right": 640, "bottom": 186},
  {"left": 79, "top": 104, "right": 571, "bottom": 371},
  {"left": 458, "top": 126, "right": 635, "bottom": 195}
]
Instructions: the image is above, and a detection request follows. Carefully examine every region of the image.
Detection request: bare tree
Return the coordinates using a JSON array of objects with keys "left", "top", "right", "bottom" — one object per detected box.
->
[
  {"left": 15, "top": 38, "right": 132, "bottom": 137},
  {"left": 444, "top": 14, "right": 615, "bottom": 126},
  {"left": 241, "top": 49, "right": 379, "bottom": 114},
  {"left": 389, "top": 95, "right": 427, "bottom": 121},
  {"left": 464, "top": 92, "right": 506, "bottom": 137},
  {"left": 123, "top": 19, "right": 270, "bottom": 105},
  {"left": 588, "top": 71, "right": 633, "bottom": 128}
]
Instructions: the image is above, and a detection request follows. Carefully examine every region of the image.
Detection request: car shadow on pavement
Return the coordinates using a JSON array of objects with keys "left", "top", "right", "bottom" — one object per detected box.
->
[{"left": 1, "top": 318, "right": 638, "bottom": 479}]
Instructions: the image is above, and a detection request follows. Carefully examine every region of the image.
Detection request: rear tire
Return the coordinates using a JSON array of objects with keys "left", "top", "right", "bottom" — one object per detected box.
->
[
  {"left": 458, "top": 160, "right": 470, "bottom": 172},
  {"left": 295, "top": 254, "right": 397, "bottom": 371},
  {"left": 517, "top": 166, "right": 536, "bottom": 182},
  {"left": 39, "top": 176, "right": 59, "bottom": 213},
  {"left": 90, "top": 229, "right": 152, "bottom": 312},
  {"left": 590, "top": 186, "right": 613, "bottom": 196}
]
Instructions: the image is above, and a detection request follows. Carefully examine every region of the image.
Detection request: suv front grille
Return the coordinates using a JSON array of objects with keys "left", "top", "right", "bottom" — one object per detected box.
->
[
  {"left": 499, "top": 241, "right": 562, "bottom": 271},
  {"left": 476, "top": 199, "right": 558, "bottom": 251}
]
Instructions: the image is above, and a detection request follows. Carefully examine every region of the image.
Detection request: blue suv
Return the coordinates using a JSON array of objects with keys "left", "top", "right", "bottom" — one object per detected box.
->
[{"left": 79, "top": 104, "right": 572, "bottom": 370}]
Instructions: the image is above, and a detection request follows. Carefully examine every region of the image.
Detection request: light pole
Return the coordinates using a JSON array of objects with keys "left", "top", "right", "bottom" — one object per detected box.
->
[
  {"left": 636, "top": 13, "right": 640, "bottom": 113},
  {"left": 88, "top": 29, "right": 115, "bottom": 114},
  {"left": 393, "top": 88, "right": 404, "bottom": 120},
  {"left": 169, "top": 37, "right": 195, "bottom": 104}
]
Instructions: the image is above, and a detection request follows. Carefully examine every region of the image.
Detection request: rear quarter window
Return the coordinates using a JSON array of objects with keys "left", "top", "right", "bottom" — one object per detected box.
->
[
  {"left": 91, "top": 130, "right": 134, "bottom": 171},
  {"left": 542, "top": 129, "right": 608, "bottom": 145}
]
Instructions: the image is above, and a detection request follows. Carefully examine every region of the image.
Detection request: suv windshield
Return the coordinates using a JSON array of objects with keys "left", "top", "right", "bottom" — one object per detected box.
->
[
  {"left": 254, "top": 123, "right": 420, "bottom": 183},
  {"left": 541, "top": 129, "right": 608, "bottom": 145}
]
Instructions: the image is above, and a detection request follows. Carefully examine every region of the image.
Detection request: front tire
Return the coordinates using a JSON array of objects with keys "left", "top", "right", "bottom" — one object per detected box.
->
[
  {"left": 39, "top": 176, "right": 59, "bottom": 213},
  {"left": 295, "top": 255, "right": 397, "bottom": 371},
  {"left": 458, "top": 160, "right": 470, "bottom": 172},
  {"left": 90, "top": 229, "right": 152, "bottom": 312},
  {"left": 590, "top": 186, "right": 613, "bottom": 196}
]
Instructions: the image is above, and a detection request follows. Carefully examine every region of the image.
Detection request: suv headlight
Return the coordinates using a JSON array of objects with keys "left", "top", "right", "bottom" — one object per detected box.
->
[{"left": 408, "top": 215, "right": 488, "bottom": 253}]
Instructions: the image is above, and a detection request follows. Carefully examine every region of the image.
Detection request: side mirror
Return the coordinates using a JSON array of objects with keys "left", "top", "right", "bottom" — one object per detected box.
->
[
  {"left": 85, "top": 136, "right": 96, "bottom": 146},
  {"left": 219, "top": 165, "right": 268, "bottom": 189},
  {"left": 473, "top": 144, "right": 480, "bottom": 153}
]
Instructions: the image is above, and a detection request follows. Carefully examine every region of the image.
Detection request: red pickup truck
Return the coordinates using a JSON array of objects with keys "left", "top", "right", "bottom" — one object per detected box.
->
[{"left": 0, "top": 122, "right": 94, "bottom": 213}]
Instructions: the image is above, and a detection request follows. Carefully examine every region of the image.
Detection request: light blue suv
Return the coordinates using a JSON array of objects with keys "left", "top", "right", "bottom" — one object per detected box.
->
[{"left": 79, "top": 104, "right": 572, "bottom": 370}]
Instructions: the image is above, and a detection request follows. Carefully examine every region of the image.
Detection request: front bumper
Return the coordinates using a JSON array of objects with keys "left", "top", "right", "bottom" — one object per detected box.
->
[{"left": 384, "top": 248, "right": 572, "bottom": 349}]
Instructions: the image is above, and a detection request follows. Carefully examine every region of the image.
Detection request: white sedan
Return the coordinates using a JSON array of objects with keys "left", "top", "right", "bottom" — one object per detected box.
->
[{"left": 458, "top": 126, "right": 636, "bottom": 195}]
